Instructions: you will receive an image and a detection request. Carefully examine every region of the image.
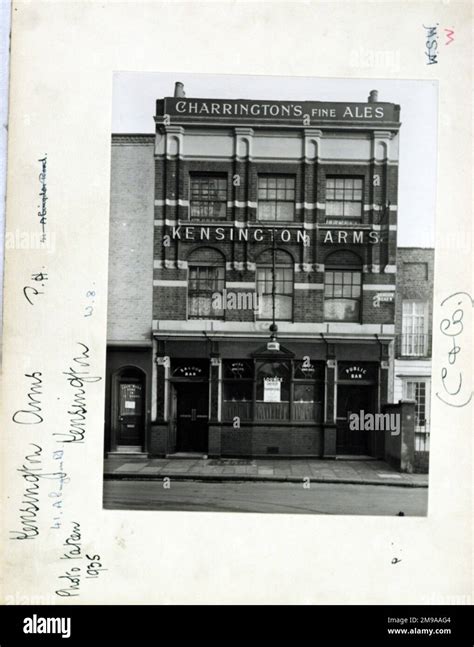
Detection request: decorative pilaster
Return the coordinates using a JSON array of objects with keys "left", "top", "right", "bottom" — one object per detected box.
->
[
  {"left": 155, "top": 355, "right": 170, "bottom": 421},
  {"left": 233, "top": 128, "right": 253, "bottom": 269},
  {"left": 324, "top": 349, "right": 337, "bottom": 458}
]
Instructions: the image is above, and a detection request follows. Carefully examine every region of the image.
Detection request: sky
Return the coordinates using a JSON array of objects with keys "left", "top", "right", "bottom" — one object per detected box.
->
[{"left": 112, "top": 72, "right": 438, "bottom": 248}]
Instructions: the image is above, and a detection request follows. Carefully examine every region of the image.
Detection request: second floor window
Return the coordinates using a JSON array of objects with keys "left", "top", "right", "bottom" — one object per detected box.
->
[
  {"left": 326, "top": 177, "right": 363, "bottom": 223},
  {"left": 188, "top": 265, "right": 225, "bottom": 319},
  {"left": 401, "top": 301, "right": 428, "bottom": 356},
  {"left": 324, "top": 270, "right": 362, "bottom": 322},
  {"left": 190, "top": 175, "right": 227, "bottom": 220},
  {"left": 258, "top": 176, "right": 295, "bottom": 222}
]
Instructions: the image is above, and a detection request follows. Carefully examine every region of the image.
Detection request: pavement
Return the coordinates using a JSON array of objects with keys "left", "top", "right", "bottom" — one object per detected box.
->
[{"left": 104, "top": 455, "right": 428, "bottom": 488}]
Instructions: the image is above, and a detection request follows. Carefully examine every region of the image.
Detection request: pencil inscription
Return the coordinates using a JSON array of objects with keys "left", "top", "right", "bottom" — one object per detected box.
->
[
  {"left": 436, "top": 292, "right": 473, "bottom": 408},
  {"left": 54, "top": 343, "right": 102, "bottom": 444},
  {"left": 12, "top": 372, "right": 44, "bottom": 425}
]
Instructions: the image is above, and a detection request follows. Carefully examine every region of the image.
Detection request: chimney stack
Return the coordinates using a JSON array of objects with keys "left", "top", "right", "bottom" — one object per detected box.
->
[
  {"left": 174, "top": 81, "right": 186, "bottom": 98},
  {"left": 368, "top": 90, "right": 379, "bottom": 103}
]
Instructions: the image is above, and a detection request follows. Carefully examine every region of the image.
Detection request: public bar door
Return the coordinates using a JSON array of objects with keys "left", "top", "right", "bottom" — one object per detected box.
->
[{"left": 336, "top": 362, "right": 378, "bottom": 455}]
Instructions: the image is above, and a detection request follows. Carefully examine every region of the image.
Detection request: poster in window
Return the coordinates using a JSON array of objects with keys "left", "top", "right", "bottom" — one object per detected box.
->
[{"left": 264, "top": 377, "right": 282, "bottom": 402}]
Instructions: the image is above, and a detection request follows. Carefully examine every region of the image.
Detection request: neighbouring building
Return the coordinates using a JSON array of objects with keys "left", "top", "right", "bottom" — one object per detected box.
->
[
  {"left": 394, "top": 247, "right": 434, "bottom": 472},
  {"left": 104, "top": 83, "right": 402, "bottom": 459}
]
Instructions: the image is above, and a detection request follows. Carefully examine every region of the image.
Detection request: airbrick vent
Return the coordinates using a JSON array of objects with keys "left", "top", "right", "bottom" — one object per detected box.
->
[{"left": 267, "top": 446, "right": 279, "bottom": 455}]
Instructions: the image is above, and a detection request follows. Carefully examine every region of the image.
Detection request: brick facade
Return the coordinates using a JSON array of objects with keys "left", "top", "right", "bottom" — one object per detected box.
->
[
  {"left": 105, "top": 89, "right": 405, "bottom": 459},
  {"left": 108, "top": 135, "right": 155, "bottom": 342},
  {"left": 393, "top": 247, "right": 434, "bottom": 474},
  {"left": 395, "top": 247, "right": 434, "bottom": 354}
]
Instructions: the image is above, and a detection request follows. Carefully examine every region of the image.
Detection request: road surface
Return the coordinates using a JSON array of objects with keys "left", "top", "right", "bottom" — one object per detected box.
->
[{"left": 103, "top": 479, "right": 428, "bottom": 516}]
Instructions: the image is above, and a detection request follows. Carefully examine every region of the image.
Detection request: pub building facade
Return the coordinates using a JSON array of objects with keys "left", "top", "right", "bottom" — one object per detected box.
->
[{"left": 104, "top": 83, "right": 401, "bottom": 459}]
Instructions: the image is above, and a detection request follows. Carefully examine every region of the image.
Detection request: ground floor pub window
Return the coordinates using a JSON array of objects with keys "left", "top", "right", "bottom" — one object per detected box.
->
[
  {"left": 221, "top": 358, "right": 325, "bottom": 422},
  {"left": 293, "top": 359, "right": 325, "bottom": 422},
  {"left": 222, "top": 360, "right": 253, "bottom": 421},
  {"left": 256, "top": 360, "right": 290, "bottom": 420}
]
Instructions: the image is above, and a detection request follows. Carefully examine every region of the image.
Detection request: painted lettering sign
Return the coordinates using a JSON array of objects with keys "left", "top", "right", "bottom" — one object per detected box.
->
[
  {"left": 344, "top": 366, "right": 368, "bottom": 379},
  {"left": 321, "top": 229, "right": 381, "bottom": 244},
  {"left": 168, "top": 226, "right": 381, "bottom": 245},
  {"left": 161, "top": 98, "right": 400, "bottom": 124},
  {"left": 169, "top": 226, "right": 309, "bottom": 244}
]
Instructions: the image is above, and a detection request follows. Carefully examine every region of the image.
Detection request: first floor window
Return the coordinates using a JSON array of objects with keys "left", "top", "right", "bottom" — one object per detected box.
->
[
  {"left": 256, "top": 250, "right": 294, "bottom": 321},
  {"left": 401, "top": 301, "right": 428, "bottom": 356},
  {"left": 324, "top": 270, "right": 362, "bottom": 322},
  {"left": 190, "top": 175, "right": 227, "bottom": 220},
  {"left": 188, "top": 265, "right": 225, "bottom": 319}
]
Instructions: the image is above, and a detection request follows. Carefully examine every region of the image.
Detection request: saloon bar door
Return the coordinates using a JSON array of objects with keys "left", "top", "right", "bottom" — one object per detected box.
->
[
  {"left": 176, "top": 383, "right": 209, "bottom": 453},
  {"left": 171, "top": 360, "right": 210, "bottom": 454},
  {"left": 117, "top": 374, "right": 144, "bottom": 447}
]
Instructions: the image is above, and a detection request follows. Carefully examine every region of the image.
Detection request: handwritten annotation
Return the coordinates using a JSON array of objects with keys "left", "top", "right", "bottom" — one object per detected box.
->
[{"left": 436, "top": 292, "right": 473, "bottom": 408}]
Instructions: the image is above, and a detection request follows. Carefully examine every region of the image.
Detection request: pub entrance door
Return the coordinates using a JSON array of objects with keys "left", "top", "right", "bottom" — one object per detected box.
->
[
  {"left": 336, "top": 384, "right": 376, "bottom": 455},
  {"left": 176, "top": 382, "right": 209, "bottom": 453},
  {"left": 336, "top": 362, "right": 378, "bottom": 456}
]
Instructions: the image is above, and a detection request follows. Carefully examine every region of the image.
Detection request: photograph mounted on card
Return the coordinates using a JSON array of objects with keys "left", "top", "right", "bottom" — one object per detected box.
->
[{"left": 103, "top": 72, "right": 437, "bottom": 516}]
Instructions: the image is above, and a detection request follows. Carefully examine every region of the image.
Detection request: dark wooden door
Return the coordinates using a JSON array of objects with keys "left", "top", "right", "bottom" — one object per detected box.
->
[
  {"left": 118, "top": 380, "right": 144, "bottom": 446},
  {"left": 176, "top": 383, "right": 209, "bottom": 452},
  {"left": 336, "top": 384, "right": 375, "bottom": 455}
]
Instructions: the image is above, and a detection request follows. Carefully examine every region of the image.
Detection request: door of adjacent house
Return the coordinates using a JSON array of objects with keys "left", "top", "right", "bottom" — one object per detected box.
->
[
  {"left": 336, "top": 383, "right": 375, "bottom": 455},
  {"left": 176, "top": 383, "right": 209, "bottom": 453},
  {"left": 117, "top": 375, "right": 144, "bottom": 447}
]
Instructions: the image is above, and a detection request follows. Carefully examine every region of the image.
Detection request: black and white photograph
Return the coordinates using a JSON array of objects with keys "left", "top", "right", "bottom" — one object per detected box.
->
[
  {"left": 103, "top": 73, "right": 437, "bottom": 516},
  {"left": 1, "top": 0, "right": 472, "bottom": 629}
]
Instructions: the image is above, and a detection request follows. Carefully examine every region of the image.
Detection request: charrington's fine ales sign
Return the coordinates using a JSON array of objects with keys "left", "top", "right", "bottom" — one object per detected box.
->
[{"left": 158, "top": 98, "right": 400, "bottom": 125}]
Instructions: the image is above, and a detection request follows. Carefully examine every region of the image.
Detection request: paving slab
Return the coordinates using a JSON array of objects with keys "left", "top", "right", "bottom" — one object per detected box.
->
[{"left": 114, "top": 463, "right": 147, "bottom": 473}]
